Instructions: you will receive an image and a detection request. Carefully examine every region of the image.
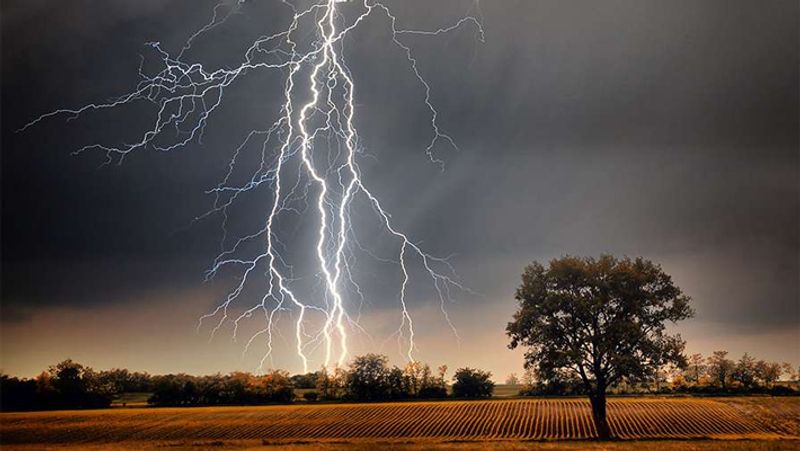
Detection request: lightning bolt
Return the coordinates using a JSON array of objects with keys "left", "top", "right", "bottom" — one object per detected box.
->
[{"left": 20, "top": 0, "right": 483, "bottom": 373}]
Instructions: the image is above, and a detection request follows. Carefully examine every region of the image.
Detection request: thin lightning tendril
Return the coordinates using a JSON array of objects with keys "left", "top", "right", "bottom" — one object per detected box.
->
[{"left": 20, "top": 0, "right": 483, "bottom": 373}]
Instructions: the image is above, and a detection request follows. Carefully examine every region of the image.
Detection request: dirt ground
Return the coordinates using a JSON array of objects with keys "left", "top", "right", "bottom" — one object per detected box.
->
[{"left": 2, "top": 396, "right": 798, "bottom": 449}]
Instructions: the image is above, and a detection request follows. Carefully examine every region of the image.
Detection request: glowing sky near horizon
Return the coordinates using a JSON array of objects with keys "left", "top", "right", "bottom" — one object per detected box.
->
[{"left": 1, "top": 0, "right": 798, "bottom": 377}]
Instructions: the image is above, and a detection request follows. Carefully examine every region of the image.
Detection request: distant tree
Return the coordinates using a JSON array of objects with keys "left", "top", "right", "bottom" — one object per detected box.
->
[
  {"left": 183, "top": 379, "right": 199, "bottom": 404},
  {"left": 129, "top": 371, "right": 154, "bottom": 392},
  {"left": 516, "top": 367, "right": 544, "bottom": 396},
  {"left": 402, "top": 362, "right": 422, "bottom": 396},
  {"left": 346, "top": 354, "right": 390, "bottom": 401},
  {"left": 670, "top": 372, "right": 687, "bottom": 391},
  {"left": 148, "top": 374, "right": 194, "bottom": 406},
  {"left": 419, "top": 364, "right": 448, "bottom": 399},
  {"left": 505, "top": 373, "right": 520, "bottom": 385},
  {"left": 386, "top": 366, "right": 409, "bottom": 399},
  {"left": 259, "top": 370, "right": 294, "bottom": 403},
  {"left": 685, "top": 353, "right": 706, "bottom": 384},
  {"left": 417, "top": 381, "right": 447, "bottom": 399},
  {"left": 2, "top": 364, "right": 114, "bottom": 412},
  {"left": 732, "top": 353, "right": 758, "bottom": 389},
  {"left": 707, "top": 351, "right": 734, "bottom": 389},
  {"left": 437, "top": 365, "right": 448, "bottom": 386},
  {"left": 521, "top": 367, "right": 538, "bottom": 388},
  {"left": 653, "top": 365, "right": 670, "bottom": 392},
  {"left": 507, "top": 256, "right": 693, "bottom": 439},
  {"left": 290, "top": 372, "right": 318, "bottom": 389},
  {"left": 315, "top": 367, "right": 347, "bottom": 400},
  {"left": 754, "top": 361, "right": 783, "bottom": 388},
  {"left": 34, "top": 371, "right": 59, "bottom": 408},
  {"left": 220, "top": 372, "right": 249, "bottom": 404},
  {"left": 452, "top": 368, "right": 494, "bottom": 398},
  {"left": 0, "top": 375, "right": 38, "bottom": 411},
  {"left": 781, "top": 363, "right": 798, "bottom": 382},
  {"left": 45, "top": 359, "right": 112, "bottom": 409},
  {"left": 654, "top": 363, "right": 683, "bottom": 392},
  {"left": 49, "top": 360, "right": 86, "bottom": 407},
  {"left": 94, "top": 368, "right": 151, "bottom": 394}
]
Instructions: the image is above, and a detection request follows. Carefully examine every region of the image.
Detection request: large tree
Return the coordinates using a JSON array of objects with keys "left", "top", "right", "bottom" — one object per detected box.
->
[
  {"left": 507, "top": 255, "right": 693, "bottom": 439},
  {"left": 346, "top": 354, "right": 390, "bottom": 401},
  {"left": 707, "top": 350, "right": 734, "bottom": 389}
]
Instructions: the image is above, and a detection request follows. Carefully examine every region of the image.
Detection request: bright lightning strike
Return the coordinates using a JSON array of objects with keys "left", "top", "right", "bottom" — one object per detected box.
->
[{"left": 21, "top": 0, "right": 483, "bottom": 373}]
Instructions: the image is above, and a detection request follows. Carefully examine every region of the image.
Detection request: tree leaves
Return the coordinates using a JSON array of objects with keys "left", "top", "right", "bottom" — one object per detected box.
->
[{"left": 507, "top": 255, "right": 694, "bottom": 394}]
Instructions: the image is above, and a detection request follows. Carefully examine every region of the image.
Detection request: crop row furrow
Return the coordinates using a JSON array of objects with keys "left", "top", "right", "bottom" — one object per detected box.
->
[{"left": 3, "top": 397, "right": 796, "bottom": 443}]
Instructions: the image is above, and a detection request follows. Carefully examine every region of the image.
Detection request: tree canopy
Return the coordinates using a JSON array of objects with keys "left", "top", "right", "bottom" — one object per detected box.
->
[
  {"left": 507, "top": 255, "right": 694, "bottom": 438},
  {"left": 452, "top": 368, "right": 494, "bottom": 398}
]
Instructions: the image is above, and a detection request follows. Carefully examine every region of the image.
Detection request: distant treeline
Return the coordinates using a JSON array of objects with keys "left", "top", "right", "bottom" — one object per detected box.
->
[
  {"left": 514, "top": 351, "right": 798, "bottom": 397},
  {"left": 0, "top": 354, "right": 494, "bottom": 411},
  {"left": 1, "top": 360, "right": 127, "bottom": 411},
  {"left": 3, "top": 351, "right": 795, "bottom": 412}
]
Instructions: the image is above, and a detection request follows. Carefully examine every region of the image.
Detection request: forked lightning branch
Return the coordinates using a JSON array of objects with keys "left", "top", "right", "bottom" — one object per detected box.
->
[{"left": 21, "top": 0, "right": 484, "bottom": 373}]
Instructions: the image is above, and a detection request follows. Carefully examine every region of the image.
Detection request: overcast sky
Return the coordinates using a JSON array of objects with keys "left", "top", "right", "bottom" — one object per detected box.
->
[{"left": 2, "top": 0, "right": 798, "bottom": 378}]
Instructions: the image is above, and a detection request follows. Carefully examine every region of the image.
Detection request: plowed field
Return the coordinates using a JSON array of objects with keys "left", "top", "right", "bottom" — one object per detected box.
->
[{"left": 1, "top": 397, "right": 798, "bottom": 448}]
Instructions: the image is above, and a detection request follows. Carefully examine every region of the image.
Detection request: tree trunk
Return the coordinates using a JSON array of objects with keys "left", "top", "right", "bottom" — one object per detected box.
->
[{"left": 589, "top": 392, "right": 611, "bottom": 440}]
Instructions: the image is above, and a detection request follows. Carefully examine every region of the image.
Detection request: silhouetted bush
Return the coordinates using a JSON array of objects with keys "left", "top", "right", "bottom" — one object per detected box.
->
[
  {"left": 418, "top": 385, "right": 448, "bottom": 399},
  {"left": 452, "top": 368, "right": 494, "bottom": 398},
  {"left": 0, "top": 360, "right": 113, "bottom": 411},
  {"left": 769, "top": 385, "right": 798, "bottom": 396},
  {"left": 0, "top": 376, "right": 40, "bottom": 411}
]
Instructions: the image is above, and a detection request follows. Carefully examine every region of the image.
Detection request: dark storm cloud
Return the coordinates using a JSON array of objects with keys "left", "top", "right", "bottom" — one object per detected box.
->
[{"left": 2, "top": 0, "right": 797, "bottom": 351}]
